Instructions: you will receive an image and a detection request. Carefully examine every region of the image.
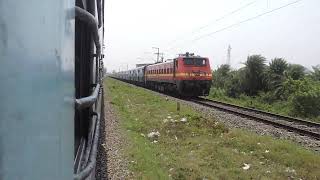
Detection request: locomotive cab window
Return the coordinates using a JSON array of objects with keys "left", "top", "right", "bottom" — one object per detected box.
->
[{"left": 183, "top": 58, "right": 206, "bottom": 66}]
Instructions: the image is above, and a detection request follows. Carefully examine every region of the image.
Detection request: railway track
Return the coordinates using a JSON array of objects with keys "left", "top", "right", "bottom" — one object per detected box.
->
[{"left": 189, "top": 97, "right": 320, "bottom": 140}]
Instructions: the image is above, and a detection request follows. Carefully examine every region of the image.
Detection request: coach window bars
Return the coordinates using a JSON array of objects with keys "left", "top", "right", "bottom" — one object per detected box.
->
[{"left": 74, "top": 0, "right": 104, "bottom": 179}]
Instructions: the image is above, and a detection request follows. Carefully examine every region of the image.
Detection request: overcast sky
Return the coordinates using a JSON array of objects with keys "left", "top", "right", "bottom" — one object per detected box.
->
[{"left": 103, "top": 0, "right": 320, "bottom": 72}]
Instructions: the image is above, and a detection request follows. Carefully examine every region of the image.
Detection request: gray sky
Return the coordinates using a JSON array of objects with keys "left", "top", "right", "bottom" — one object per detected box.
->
[{"left": 103, "top": 0, "right": 320, "bottom": 72}]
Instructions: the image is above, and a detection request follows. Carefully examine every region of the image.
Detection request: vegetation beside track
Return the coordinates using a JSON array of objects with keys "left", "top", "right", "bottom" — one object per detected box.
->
[
  {"left": 211, "top": 56, "right": 320, "bottom": 122},
  {"left": 105, "top": 77, "right": 320, "bottom": 179}
]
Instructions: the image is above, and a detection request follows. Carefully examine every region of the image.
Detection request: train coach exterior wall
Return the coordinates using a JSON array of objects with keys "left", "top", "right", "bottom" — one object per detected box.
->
[{"left": 0, "top": 1, "right": 74, "bottom": 180}]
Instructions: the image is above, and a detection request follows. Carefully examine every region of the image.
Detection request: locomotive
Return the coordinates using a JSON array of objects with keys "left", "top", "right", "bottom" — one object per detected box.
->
[{"left": 112, "top": 53, "right": 212, "bottom": 96}]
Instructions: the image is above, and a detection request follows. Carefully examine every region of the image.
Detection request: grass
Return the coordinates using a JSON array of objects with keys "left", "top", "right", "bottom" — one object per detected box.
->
[{"left": 105, "top": 77, "right": 320, "bottom": 179}]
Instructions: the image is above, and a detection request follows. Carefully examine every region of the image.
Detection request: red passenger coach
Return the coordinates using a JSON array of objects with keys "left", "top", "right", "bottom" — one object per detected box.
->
[{"left": 146, "top": 53, "right": 212, "bottom": 96}]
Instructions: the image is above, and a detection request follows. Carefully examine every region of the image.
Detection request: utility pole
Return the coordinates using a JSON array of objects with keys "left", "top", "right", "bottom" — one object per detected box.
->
[
  {"left": 159, "top": 53, "right": 164, "bottom": 62},
  {"left": 152, "top": 47, "right": 160, "bottom": 63},
  {"left": 227, "top": 45, "right": 231, "bottom": 65}
]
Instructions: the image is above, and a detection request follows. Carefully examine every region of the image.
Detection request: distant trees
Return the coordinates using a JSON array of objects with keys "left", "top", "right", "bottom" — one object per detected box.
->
[
  {"left": 311, "top": 65, "right": 320, "bottom": 81},
  {"left": 211, "top": 55, "right": 320, "bottom": 119},
  {"left": 269, "top": 58, "right": 288, "bottom": 75},
  {"left": 242, "top": 55, "right": 267, "bottom": 95},
  {"left": 212, "top": 64, "right": 231, "bottom": 89},
  {"left": 287, "top": 64, "right": 305, "bottom": 80},
  {"left": 266, "top": 58, "right": 289, "bottom": 99}
]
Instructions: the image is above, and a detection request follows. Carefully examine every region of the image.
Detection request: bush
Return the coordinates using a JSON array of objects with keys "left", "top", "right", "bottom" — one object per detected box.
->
[
  {"left": 209, "top": 88, "right": 226, "bottom": 99},
  {"left": 259, "top": 91, "right": 278, "bottom": 104},
  {"left": 225, "top": 70, "right": 245, "bottom": 98},
  {"left": 288, "top": 78, "right": 320, "bottom": 117},
  {"left": 290, "top": 87, "right": 320, "bottom": 118}
]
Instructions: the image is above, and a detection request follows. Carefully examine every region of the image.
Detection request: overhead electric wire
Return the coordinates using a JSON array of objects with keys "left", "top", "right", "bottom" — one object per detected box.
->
[
  {"left": 192, "top": 0, "right": 302, "bottom": 41},
  {"left": 166, "top": 0, "right": 259, "bottom": 47},
  {"left": 194, "top": 0, "right": 258, "bottom": 32},
  {"left": 165, "top": 0, "right": 302, "bottom": 53}
]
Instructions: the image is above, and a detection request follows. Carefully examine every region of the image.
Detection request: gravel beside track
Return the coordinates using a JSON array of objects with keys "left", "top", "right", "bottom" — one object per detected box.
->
[
  {"left": 192, "top": 98, "right": 320, "bottom": 139},
  {"left": 96, "top": 87, "right": 130, "bottom": 179},
  {"left": 123, "top": 83, "right": 320, "bottom": 152}
]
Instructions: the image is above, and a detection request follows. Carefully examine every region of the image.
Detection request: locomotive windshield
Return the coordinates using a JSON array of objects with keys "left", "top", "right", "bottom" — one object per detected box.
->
[{"left": 183, "top": 58, "right": 206, "bottom": 66}]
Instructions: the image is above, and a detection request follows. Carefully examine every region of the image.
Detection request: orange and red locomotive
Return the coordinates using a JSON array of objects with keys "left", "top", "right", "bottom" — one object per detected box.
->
[{"left": 113, "top": 52, "right": 212, "bottom": 96}]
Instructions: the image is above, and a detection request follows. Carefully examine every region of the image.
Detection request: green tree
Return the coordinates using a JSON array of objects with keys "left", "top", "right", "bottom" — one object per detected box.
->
[
  {"left": 269, "top": 58, "right": 288, "bottom": 75},
  {"left": 225, "top": 69, "right": 245, "bottom": 98},
  {"left": 311, "top": 65, "right": 320, "bottom": 81},
  {"left": 286, "top": 78, "right": 320, "bottom": 118},
  {"left": 243, "top": 55, "right": 267, "bottom": 96},
  {"left": 265, "top": 58, "right": 288, "bottom": 99},
  {"left": 286, "top": 64, "right": 305, "bottom": 80},
  {"left": 212, "top": 64, "right": 231, "bottom": 89}
]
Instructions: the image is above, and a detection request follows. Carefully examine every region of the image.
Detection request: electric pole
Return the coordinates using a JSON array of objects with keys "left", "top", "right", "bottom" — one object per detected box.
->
[
  {"left": 159, "top": 53, "right": 164, "bottom": 62},
  {"left": 227, "top": 45, "right": 231, "bottom": 65},
  {"left": 152, "top": 47, "right": 160, "bottom": 63}
]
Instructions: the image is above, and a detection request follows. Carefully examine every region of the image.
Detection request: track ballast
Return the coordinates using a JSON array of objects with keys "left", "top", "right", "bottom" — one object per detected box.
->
[{"left": 190, "top": 97, "right": 320, "bottom": 140}]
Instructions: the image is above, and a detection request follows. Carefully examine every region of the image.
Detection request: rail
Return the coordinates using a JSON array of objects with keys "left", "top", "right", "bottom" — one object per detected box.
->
[
  {"left": 191, "top": 98, "right": 320, "bottom": 140},
  {"left": 199, "top": 98, "right": 320, "bottom": 128}
]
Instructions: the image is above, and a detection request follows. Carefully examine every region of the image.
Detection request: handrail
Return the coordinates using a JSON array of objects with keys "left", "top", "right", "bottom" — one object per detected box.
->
[
  {"left": 75, "top": 83, "right": 100, "bottom": 110},
  {"left": 75, "top": 6, "right": 101, "bottom": 57},
  {"left": 73, "top": 113, "right": 101, "bottom": 180}
]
